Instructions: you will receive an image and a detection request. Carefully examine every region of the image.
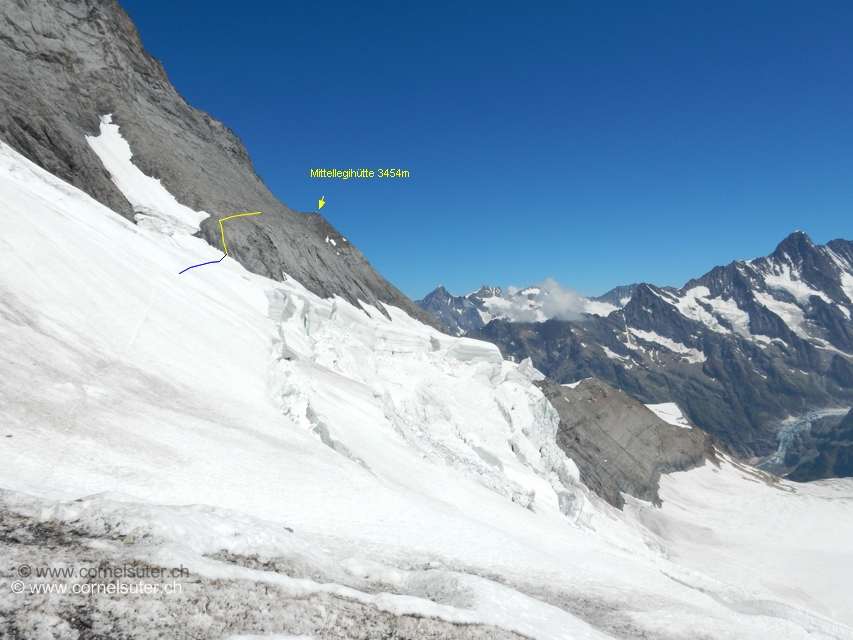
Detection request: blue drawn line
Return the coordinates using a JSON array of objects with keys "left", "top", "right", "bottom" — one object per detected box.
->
[
  {"left": 179, "top": 211, "right": 262, "bottom": 275},
  {"left": 179, "top": 255, "right": 225, "bottom": 274}
]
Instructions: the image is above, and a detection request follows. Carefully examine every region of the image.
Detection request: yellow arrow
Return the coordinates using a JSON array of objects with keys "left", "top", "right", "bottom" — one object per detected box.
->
[{"left": 318, "top": 196, "right": 325, "bottom": 210}]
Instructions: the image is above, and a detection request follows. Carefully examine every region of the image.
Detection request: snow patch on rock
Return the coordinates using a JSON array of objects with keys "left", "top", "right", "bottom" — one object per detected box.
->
[
  {"left": 628, "top": 329, "right": 706, "bottom": 363},
  {"left": 645, "top": 403, "right": 692, "bottom": 429},
  {"left": 86, "top": 114, "right": 209, "bottom": 234}
]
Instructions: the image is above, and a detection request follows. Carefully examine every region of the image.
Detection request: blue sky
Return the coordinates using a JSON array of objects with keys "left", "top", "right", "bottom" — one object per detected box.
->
[{"left": 121, "top": 0, "right": 853, "bottom": 300}]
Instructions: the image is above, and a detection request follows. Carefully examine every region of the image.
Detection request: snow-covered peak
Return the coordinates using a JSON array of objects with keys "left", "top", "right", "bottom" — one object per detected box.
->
[
  {"left": 418, "top": 280, "right": 619, "bottom": 336},
  {"left": 659, "top": 233, "right": 853, "bottom": 351},
  {"left": 469, "top": 284, "right": 503, "bottom": 298}
]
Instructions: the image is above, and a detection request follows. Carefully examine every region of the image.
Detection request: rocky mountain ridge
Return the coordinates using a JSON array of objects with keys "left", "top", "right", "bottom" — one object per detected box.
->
[
  {"left": 423, "top": 232, "right": 853, "bottom": 480},
  {"left": 416, "top": 283, "right": 620, "bottom": 336},
  {"left": 0, "top": 0, "right": 441, "bottom": 329}
]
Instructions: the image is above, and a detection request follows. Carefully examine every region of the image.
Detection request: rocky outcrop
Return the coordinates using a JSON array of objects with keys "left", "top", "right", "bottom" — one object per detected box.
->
[
  {"left": 787, "top": 408, "right": 853, "bottom": 481},
  {"left": 535, "top": 377, "right": 714, "bottom": 508},
  {"left": 0, "top": 0, "right": 443, "bottom": 329},
  {"left": 590, "top": 284, "right": 638, "bottom": 308}
]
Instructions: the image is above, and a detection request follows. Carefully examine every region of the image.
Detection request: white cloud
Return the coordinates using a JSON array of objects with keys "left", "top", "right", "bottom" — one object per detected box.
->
[
  {"left": 499, "top": 278, "right": 586, "bottom": 322},
  {"left": 537, "top": 278, "right": 587, "bottom": 321}
]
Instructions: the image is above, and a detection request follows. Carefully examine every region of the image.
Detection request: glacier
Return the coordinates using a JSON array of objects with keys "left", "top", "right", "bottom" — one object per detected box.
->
[{"left": 1, "top": 127, "right": 853, "bottom": 639}]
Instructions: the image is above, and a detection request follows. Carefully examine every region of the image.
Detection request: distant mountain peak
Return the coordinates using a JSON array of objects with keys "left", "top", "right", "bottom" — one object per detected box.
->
[
  {"left": 772, "top": 230, "right": 816, "bottom": 262},
  {"left": 416, "top": 282, "right": 621, "bottom": 336},
  {"left": 471, "top": 284, "right": 502, "bottom": 298},
  {"left": 591, "top": 284, "right": 639, "bottom": 308}
]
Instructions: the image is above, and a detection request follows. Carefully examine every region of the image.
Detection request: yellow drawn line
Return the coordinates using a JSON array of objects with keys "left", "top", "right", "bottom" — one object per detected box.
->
[{"left": 219, "top": 211, "right": 262, "bottom": 256}]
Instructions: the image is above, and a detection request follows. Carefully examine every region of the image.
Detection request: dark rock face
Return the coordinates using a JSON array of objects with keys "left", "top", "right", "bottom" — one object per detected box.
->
[
  {"left": 787, "top": 408, "right": 853, "bottom": 481},
  {"left": 535, "top": 378, "right": 714, "bottom": 508},
  {"left": 590, "top": 284, "right": 638, "bottom": 308},
  {"left": 0, "top": 0, "right": 442, "bottom": 330},
  {"left": 0, "top": 0, "right": 141, "bottom": 220},
  {"left": 415, "top": 286, "right": 485, "bottom": 336},
  {"left": 462, "top": 233, "right": 853, "bottom": 478}
]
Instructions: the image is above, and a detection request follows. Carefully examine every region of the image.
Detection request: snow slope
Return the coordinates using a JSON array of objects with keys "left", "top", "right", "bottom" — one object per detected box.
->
[
  {"left": 628, "top": 454, "right": 853, "bottom": 634},
  {"left": 666, "top": 255, "right": 853, "bottom": 351},
  {"left": 646, "top": 403, "right": 692, "bottom": 429},
  {"left": 1, "top": 134, "right": 852, "bottom": 639},
  {"left": 628, "top": 329, "right": 706, "bottom": 364}
]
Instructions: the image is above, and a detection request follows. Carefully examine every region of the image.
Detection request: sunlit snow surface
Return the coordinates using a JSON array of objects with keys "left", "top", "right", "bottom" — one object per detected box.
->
[
  {"left": 763, "top": 266, "right": 831, "bottom": 304},
  {"left": 673, "top": 286, "right": 752, "bottom": 337},
  {"left": 628, "top": 454, "right": 853, "bottom": 635},
  {"left": 1, "top": 137, "right": 853, "bottom": 639},
  {"left": 628, "top": 329, "right": 706, "bottom": 363},
  {"left": 645, "top": 403, "right": 692, "bottom": 429}
]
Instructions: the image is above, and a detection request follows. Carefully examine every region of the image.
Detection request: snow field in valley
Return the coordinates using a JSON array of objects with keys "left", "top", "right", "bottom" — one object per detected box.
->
[
  {"left": 627, "top": 453, "right": 853, "bottom": 634},
  {"left": 0, "top": 125, "right": 852, "bottom": 639}
]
